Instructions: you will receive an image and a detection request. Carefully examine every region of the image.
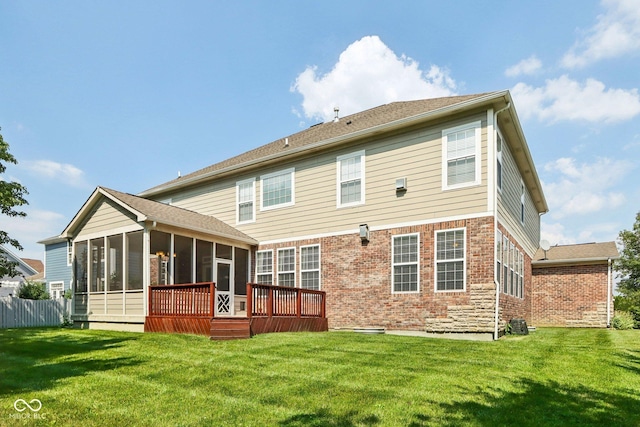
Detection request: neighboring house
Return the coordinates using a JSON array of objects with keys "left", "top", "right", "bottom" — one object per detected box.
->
[
  {"left": 38, "top": 236, "right": 74, "bottom": 299},
  {"left": 0, "top": 245, "right": 44, "bottom": 295},
  {"left": 58, "top": 90, "right": 555, "bottom": 338},
  {"left": 532, "top": 242, "right": 618, "bottom": 328}
]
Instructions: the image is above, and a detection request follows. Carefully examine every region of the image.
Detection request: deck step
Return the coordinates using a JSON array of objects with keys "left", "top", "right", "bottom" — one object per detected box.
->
[{"left": 210, "top": 318, "right": 251, "bottom": 340}]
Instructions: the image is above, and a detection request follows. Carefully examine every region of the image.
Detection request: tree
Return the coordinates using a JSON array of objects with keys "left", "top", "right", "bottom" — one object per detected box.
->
[
  {"left": 614, "top": 211, "right": 640, "bottom": 328},
  {"left": 0, "top": 127, "right": 29, "bottom": 278},
  {"left": 17, "top": 280, "right": 50, "bottom": 300}
]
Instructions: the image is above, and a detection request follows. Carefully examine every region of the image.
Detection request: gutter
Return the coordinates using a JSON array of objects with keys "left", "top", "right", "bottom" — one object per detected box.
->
[
  {"left": 493, "top": 102, "right": 510, "bottom": 341},
  {"left": 531, "top": 256, "right": 618, "bottom": 267}
]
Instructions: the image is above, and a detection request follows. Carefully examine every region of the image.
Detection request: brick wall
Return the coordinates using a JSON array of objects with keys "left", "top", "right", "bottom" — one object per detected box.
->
[
  {"left": 531, "top": 263, "right": 610, "bottom": 327},
  {"left": 258, "top": 216, "right": 501, "bottom": 333}
]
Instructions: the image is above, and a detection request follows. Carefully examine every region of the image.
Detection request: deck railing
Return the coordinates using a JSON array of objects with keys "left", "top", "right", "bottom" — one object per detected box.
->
[
  {"left": 148, "top": 282, "right": 215, "bottom": 317},
  {"left": 247, "top": 283, "right": 326, "bottom": 318}
]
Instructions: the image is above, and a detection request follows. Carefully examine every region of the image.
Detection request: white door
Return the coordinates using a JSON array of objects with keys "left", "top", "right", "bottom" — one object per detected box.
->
[{"left": 215, "top": 261, "right": 233, "bottom": 316}]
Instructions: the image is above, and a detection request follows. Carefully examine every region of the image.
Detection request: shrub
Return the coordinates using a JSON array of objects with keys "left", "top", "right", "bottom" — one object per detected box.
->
[
  {"left": 17, "top": 280, "right": 50, "bottom": 300},
  {"left": 612, "top": 311, "right": 636, "bottom": 330}
]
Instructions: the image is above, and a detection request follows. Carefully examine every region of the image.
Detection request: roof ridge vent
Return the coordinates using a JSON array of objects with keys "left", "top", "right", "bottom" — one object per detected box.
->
[{"left": 333, "top": 106, "right": 340, "bottom": 122}]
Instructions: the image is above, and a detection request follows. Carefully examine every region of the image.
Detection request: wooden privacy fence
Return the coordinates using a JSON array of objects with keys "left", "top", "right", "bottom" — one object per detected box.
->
[{"left": 0, "top": 297, "right": 71, "bottom": 328}]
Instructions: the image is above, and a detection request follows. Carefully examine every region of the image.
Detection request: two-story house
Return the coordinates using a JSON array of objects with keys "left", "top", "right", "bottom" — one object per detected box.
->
[{"left": 61, "top": 91, "right": 550, "bottom": 338}]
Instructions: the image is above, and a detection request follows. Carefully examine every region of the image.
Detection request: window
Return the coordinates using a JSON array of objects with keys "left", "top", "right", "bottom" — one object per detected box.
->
[
  {"left": 67, "top": 241, "right": 73, "bottom": 266},
  {"left": 90, "top": 237, "right": 105, "bottom": 292},
  {"left": 337, "top": 151, "right": 364, "bottom": 207},
  {"left": 277, "top": 248, "right": 295, "bottom": 287},
  {"left": 236, "top": 178, "right": 255, "bottom": 223},
  {"left": 126, "top": 231, "right": 144, "bottom": 290},
  {"left": 496, "top": 131, "right": 503, "bottom": 191},
  {"left": 50, "top": 281, "right": 64, "bottom": 299},
  {"left": 496, "top": 230, "right": 502, "bottom": 286},
  {"left": 509, "top": 242, "right": 515, "bottom": 296},
  {"left": 392, "top": 234, "right": 419, "bottom": 293},
  {"left": 497, "top": 233, "right": 524, "bottom": 299},
  {"left": 436, "top": 229, "right": 465, "bottom": 291},
  {"left": 256, "top": 250, "right": 273, "bottom": 285},
  {"left": 261, "top": 168, "right": 294, "bottom": 210},
  {"left": 74, "top": 241, "right": 88, "bottom": 293},
  {"left": 107, "top": 234, "right": 123, "bottom": 291},
  {"left": 300, "top": 245, "right": 320, "bottom": 290},
  {"left": 502, "top": 235, "right": 509, "bottom": 294},
  {"left": 442, "top": 121, "right": 481, "bottom": 189},
  {"left": 520, "top": 181, "right": 526, "bottom": 224}
]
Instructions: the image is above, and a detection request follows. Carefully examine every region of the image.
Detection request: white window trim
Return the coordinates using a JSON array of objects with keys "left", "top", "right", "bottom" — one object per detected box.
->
[
  {"left": 260, "top": 168, "right": 295, "bottom": 211},
  {"left": 277, "top": 247, "right": 296, "bottom": 287},
  {"left": 255, "top": 250, "right": 273, "bottom": 284},
  {"left": 66, "top": 240, "right": 73, "bottom": 266},
  {"left": 236, "top": 178, "right": 256, "bottom": 225},
  {"left": 391, "top": 233, "right": 420, "bottom": 294},
  {"left": 441, "top": 121, "right": 482, "bottom": 191},
  {"left": 50, "top": 281, "right": 64, "bottom": 299},
  {"left": 336, "top": 150, "right": 365, "bottom": 208},
  {"left": 434, "top": 227, "right": 467, "bottom": 293},
  {"left": 520, "top": 180, "right": 526, "bottom": 225},
  {"left": 300, "top": 244, "right": 321, "bottom": 290},
  {"left": 496, "top": 128, "right": 504, "bottom": 193}
]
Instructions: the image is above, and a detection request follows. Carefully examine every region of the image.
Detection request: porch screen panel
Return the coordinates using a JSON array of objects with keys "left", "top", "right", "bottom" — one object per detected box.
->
[
  {"left": 196, "top": 240, "right": 213, "bottom": 283},
  {"left": 234, "top": 248, "right": 249, "bottom": 295},
  {"left": 150, "top": 231, "right": 171, "bottom": 285},
  {"left": 75, "top": 241, "right": 88, "bottom": 293},
  {"left": 174, "top": 235, "right": 193, "bottom": 285},
  {"left": 90, "top": 238, "right": 105, "bottom": 292},
  {"left": 126, "top": 231, "right": 144, "bottom": 290},
  {"left": 107, "top": 234, "right": 123, "bottom": 291}
]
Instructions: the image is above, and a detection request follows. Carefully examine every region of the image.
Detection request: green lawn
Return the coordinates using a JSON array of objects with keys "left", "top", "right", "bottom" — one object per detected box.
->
[{"left": 0, "top": 328, "right": 639, "bottom": 426}]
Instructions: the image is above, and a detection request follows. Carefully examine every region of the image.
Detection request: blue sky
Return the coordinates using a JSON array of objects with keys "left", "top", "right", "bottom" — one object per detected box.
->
[{"left": 1, "top": 0, "right": 639, "bottom": 260}]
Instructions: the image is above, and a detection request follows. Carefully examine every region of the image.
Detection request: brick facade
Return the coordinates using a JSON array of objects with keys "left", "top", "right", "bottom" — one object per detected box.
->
[
  {"left": 531, "top": 263, "right": 610, "bottom": 327},
  {"left": 258, "top": 216, "right": 511, "bottom": 333}
]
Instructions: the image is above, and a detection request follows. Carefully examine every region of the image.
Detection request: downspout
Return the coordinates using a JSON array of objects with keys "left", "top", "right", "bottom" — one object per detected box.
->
[
  {"left": 493, "top": 102, "right": 510, "bottom": 341},
  {"left": 607, "top": 258, "right": 612, "bottom": 327}
]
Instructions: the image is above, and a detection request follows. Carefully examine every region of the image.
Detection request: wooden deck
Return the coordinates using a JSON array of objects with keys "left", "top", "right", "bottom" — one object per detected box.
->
[{"left": 144, "top": 282, "right": 327, "bottom": 340}]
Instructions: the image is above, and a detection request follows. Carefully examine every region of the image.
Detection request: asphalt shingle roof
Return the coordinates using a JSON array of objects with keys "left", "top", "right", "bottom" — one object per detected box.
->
[{"left": 533, "top": 242, "right": 619, "bottom": 265}]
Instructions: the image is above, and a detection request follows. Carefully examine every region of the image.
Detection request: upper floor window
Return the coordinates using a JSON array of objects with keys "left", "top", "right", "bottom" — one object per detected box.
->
[
  {"left": 520, "top": 181, "right": 526, "bottom": 224},
  {"left": 236, "top": 178, "right": 255, "bottom": 224},
  {"left": 435, "top": 228, "right": 466, "bottom": 292},
  {"left": 337, "top": 151, "right": 365, "bottom": 207},
  {"left": 392, "top": 234, "right": 419, "bottom": 293},
  {"left": 67, "top": 240, "right": 73, "bottom": 266},
  {"left": 261, "top": 168, "right": 294, "bottom": 210},
  {"left": 442, "top": 121, "right": 481, "bottom": 190}
]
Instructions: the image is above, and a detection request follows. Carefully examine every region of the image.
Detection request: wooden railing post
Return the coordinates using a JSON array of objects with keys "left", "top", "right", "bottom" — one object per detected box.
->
[
  {"left": 148, "top": 285, "right": 154, "bottom": 316},
  {"left": 321, "top": 292, "right": 326, "bottom": 318},
  {"left": 246, "top": 283, "right": 253, "bottom": 319},
  {"left": 210, "top": 282, "right": 216, "bottom": 317},
  {"left": 296, "top": 288, "right": 302, "bottom": 318},
  {"left": 267, "top": 287, "right": 273, "bottom": 317}
]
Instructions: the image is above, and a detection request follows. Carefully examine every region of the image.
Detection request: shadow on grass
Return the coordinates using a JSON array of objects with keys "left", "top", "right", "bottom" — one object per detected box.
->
[
  {"left": 616, "top": 349, "right": 640, "bottom": 376},
  {"left": 0, "top": 328, "right": 140, "bottom": 396},
  {"left": 279, "top": 408, "right": 380, "bottom": 427},
  {"left": 410, "top": 378, "right": 640, "bottom": 427}
]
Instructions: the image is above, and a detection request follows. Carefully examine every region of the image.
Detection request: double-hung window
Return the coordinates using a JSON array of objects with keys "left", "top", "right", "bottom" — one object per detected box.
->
[
  {"left": 300, "top": 245, "right": 320, "bottom": 290},
  {"left": 236, "top": 178, "right": 255, "bottom": 224},
  {"left": 256, "top": 250, "right": 273, "bottom": 285},
  {"left": 392, "top": 234, "right": 419, "bottom": 293},
  {"left": 442, "top": 121, "right": 481, "bottom": 190},
  {"left": 277, "top": 247, "right": 295, "bottom": 287},
  {"left": 435, "top": 228, "right": 466, "bottom": 291},
  {"left": 337, "top": 151, "right": 364, "bottom": 207},
  {"left": 261, "top": 168, "right": 294, "bottom": 210}
]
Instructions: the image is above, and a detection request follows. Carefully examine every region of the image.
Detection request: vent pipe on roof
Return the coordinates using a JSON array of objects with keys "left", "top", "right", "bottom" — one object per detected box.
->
[
  {"left": 333, "top": 106, "right": 339, "bottom": 123},
  {"left": 284, "top": 137, "right": 289, "bottom": 147}
]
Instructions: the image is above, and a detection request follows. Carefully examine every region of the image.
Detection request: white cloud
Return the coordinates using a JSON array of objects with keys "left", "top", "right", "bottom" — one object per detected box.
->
[
  {"left": 1, "top": 208, "right": 67, "bottom": 259},
  {"left": 540, "top": 222, "right": 577, "bottom": 246},
  {"left": 541, "top": 220, "right": 620, "bottom": 246},
  {"left": 562, "top": 0, "right": 640, "bottom": 68},
  {"left": 291, "top": 35, "right": 457, "bottom": 122},
  {"left": 21, "top": 160, "right": 89, "bottom": 188},
  {"left": 511, "top": 75, "right": 640, "bottom": 123},
  {"left": 542, "top": 156, "right": 633, "bottom": 219},
  {"left": 505, "top": 55, "right": 542, "bottom": 77}
]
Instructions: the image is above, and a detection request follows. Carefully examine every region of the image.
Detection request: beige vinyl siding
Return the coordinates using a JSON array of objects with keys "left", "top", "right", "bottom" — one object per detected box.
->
[
  {"left": 497, "top": 130, "right": 540, "bottom": 255},
  {"left": 89, "top": 293, "right": 105, "bottom": 315},
  {"left": 125, "top": 291, "right": 144, "bottom": 315},
  {"left": 76, "top": 199, "right": 140, "bottom": 238},
  {"left": 168, "top": 113, "right": 489, "bottom": 241},
  {"left": 106, "top": 292, "right": 123, "bottom": 314}
]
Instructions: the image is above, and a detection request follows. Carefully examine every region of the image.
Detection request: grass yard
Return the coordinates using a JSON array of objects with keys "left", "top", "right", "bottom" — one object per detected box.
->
[{"left": 0, "top": 328, "right": 639, "bottom": 426}]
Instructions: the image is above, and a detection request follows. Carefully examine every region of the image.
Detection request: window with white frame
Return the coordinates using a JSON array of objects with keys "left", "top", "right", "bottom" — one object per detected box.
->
[
  {"left": 50, "top": 281, "right": 64, "bottom": 299},
  {"left": 67, "top": 241, "right": 73, "bottom": 266},
  {"left": 300, "top": 245, "right": 320, "bottom": 290},
  {"left": 502, "top": 235, "right": 509, "bottom": 294},
  {"left": 256, "top": 250, "right": 273, "bottom": 285},
  {"left": 337, "top": 151, "right": 364, "bottom": 207},
  {"left": 277, "top": 247, "right": 295, "bottom": 287},
  {"left": 442, "top": 121, "right": 481, "bottom": 189},
  {"left": 509, "top": 242, "right": 515, "bottom": 296},
  {"left": 496, "top": 131, "right": 503, "bottom": 191},
  {"left": 496, "top": 230, "right": 502, "bottom": 286},
  {"left": 435, "top": 229, "right": 465, "bottom": 291},
  {"left": 392, "top": 234, "right": 419, "bottom": 293},
  {"left": 236, "top": 178, "right": 255, "bottom": 223},
  {"left": 496, "top": 234, "right": 524, "bottom": 299},
  {"left": 261, "top": 168, "right": 294, "bottom": 210}
]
